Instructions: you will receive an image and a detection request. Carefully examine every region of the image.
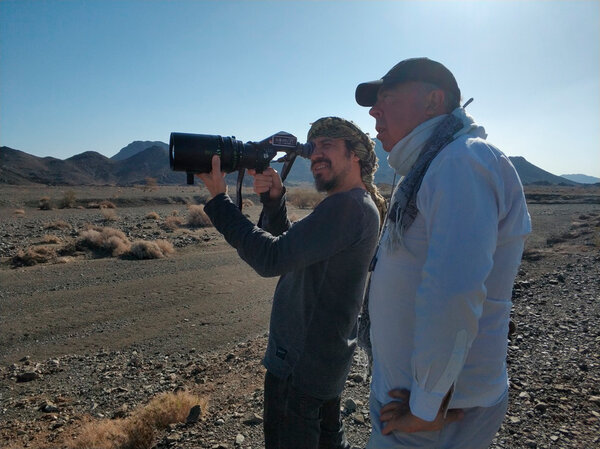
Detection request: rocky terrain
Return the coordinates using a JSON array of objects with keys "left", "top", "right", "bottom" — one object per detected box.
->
[{"left": 0, "top": 185, "right": 599, "bottom": 449}]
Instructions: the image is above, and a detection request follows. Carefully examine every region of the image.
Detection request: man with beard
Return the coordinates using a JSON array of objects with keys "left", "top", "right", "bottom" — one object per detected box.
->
[
  {"left": 197, "top": 117, "right": 385, "bottom": 449},
  {"left": 355, "top": 58, "right": 531, "bottom": 448}
]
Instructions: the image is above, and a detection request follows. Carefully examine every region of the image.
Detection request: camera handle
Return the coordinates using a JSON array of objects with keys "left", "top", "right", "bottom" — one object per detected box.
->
[
  {"left": 235, "top": 153, "right": 298, "bottom": 211},
  {"left": 234, "top": 169, "right": 272, "bottom": 210}
]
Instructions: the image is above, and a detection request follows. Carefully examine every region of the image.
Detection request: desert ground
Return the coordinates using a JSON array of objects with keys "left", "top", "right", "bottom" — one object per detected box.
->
[{"left": 0, "top": 184, "right": 599, "bottom": 449}]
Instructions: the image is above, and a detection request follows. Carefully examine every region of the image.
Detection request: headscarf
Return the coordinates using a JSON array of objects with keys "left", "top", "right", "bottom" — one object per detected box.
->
[{"left": 307, "top": 117, "right": 387, "bottom": 224}]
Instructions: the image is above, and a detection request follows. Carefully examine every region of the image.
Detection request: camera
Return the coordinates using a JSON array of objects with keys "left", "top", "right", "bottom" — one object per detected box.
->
[{"left": 169, "top": 131, "right": 313, "bottom": 185}]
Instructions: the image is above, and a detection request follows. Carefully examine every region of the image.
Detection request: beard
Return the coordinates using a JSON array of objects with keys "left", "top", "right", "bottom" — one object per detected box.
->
[
  {"left": 312, "top": 157, "right": 338, "bottom": 192},
  {"left": 314, "top": 174, "right": 338, "bottom": 193}
]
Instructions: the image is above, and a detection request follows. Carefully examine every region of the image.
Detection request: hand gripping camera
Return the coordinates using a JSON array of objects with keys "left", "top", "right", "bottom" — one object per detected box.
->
[{"left": 169, "top": 131, "right": 314, "bottom": 209}]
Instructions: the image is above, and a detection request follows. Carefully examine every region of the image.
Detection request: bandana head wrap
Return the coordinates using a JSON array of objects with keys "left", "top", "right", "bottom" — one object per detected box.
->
[{"left": 307, "top": 117, "right": 386, "bottom": 223}]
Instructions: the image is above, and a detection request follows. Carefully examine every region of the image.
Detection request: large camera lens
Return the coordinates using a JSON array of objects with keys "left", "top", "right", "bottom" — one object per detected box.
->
[{"left": 169, "top": 133, "right": 247, "bottom": 174}]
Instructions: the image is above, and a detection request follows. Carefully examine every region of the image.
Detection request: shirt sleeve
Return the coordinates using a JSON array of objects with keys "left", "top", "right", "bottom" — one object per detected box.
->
[
  {"left": 408, "top": 151, "right": 500, "bottom": 421},
  {"left": 257, "top": 187, "right": 291, "bottom": 236},
  {"left": 203, "top": 192, "right": 365, "bottom": 278}
]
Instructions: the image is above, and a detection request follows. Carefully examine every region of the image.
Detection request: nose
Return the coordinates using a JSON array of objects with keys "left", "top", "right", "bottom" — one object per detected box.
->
[{"left": 369, "top": 105, "right": 382, "bottom": 119}]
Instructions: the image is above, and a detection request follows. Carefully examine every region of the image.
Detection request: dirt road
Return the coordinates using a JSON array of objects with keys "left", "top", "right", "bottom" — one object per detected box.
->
[{"left": 0, "top": 242, "right": 277, "bottom": 365}]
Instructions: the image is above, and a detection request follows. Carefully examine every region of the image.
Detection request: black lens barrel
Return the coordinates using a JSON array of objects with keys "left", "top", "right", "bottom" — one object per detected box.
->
[{"left": 169, "top": 133, "right": 246, "bottom": 174}]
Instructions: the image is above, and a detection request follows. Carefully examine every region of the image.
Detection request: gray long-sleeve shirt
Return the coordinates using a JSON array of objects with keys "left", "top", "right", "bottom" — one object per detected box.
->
[{"left": 204, "top": 188, "right": 379, "bottom": 399}]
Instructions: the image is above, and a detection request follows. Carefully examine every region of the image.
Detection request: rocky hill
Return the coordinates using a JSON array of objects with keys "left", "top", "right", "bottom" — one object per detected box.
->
[
  {"left": 111, "top": 141, "right": 169, "bottom": 161},
  {"left": 0, "top": 146, "right": 187, "bottom": 186},
  {"left": 0, "top": 142, "right": 583, "bottom": 187},
  {"left": 509, "top": 156, "right": 577, "bottom": 186}
]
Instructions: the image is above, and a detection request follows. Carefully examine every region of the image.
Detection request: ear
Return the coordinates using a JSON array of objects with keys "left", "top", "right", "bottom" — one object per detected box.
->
[{"left": 425, "top": 89, "right": 446, "bottom": 116}]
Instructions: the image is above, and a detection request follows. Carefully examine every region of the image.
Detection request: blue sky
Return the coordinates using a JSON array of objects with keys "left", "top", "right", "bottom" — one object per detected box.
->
[{"left": 1, "top": 0, "right": 599, "bottom": 177}]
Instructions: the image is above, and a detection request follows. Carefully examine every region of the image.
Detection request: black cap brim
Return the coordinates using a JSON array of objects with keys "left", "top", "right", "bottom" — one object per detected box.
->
[{"left": 355, "top": 80, "right": 383, "bottom": 107}]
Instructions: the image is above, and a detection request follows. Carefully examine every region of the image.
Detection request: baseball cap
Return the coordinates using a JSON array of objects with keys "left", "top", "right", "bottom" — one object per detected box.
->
[{"left": 355, "top": 57, "right": 461, "bottom": 107}]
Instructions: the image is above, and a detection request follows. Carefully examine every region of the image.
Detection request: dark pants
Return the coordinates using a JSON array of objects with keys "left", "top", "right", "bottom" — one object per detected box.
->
[{"left": 263, "top": 371, "right": 350, "bottom": 449}]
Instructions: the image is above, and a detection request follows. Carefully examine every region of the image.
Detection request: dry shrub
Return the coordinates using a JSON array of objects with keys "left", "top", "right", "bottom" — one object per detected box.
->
[
  {"left": 242, "top": 198, "right": 255, "bottom": 208},
  {"left": 38, "top": 197, "right": 52, "bottom": 210},
  {"left": 86, "top": 200, "right": 116, "bottom": 209},
  {"left": 155, "top": 240, "right": 175, "bottom": 255},
  {"left": 45, "top": 219, "right": 71, "bottom": 230},
  {"left": 186, "top": 204, "right": 212, "bottom": 228},
  {"left": 145, "top": 211, "right": 160, "bottom": 220},
  {"left": 13, "top": 209, "right": 25, "bottom": 216},
  {"left": 163, "top": 215, "right": 184, "bottom": 231},
  {"left": 128, "top": 239, "right": 175, "bottom": 259},
  {"left": 65, "top": 391, "right": 206, "bottom": 449},
  {"left": 170, "top": 210, "right": 179, "bottom": 216},
  {"left": 134, "top": 390, "right": 205, "bottom": 432},
  {"left": 12, "top": 246, "right": 57, "bottom": 267},
  {"left": 287, "top": 189, "right": 323, "bottom": 209},
  {"left": 59, "top": 190, "right": 77, "bottom": 208},
  {"left": 67, "top": 418, "right": 128, "bottom": 449},
  {"left": 144, "top": 177, "right": 158, "bottom": 192},
  {"left": 101, "top": 208, "right": 118, "bottom": 222},
  {"left": 41, "top": 234, "right": 62, "bottom": 244},
  {"left": 78, "top": 227, "right": 131, "bottom": 257}
]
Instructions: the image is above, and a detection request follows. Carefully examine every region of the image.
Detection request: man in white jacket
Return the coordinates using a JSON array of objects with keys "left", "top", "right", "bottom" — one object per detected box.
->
[{"left": 355, "top": 58, "right": 532, "bottom": 448}]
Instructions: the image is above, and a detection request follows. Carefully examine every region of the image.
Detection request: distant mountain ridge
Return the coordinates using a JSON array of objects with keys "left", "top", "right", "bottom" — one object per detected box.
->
[
  {"left": 0, "top": 145, "right": 186, "bottom": 186},
  {"left": 560, "top": 173, "right": 600, "bottom": 184},
  {"left": 111, "top": 141, "right": 169, "bottom": 161},
  {"left": 0, "top": 141, "right": 588, "bottom": 187}
]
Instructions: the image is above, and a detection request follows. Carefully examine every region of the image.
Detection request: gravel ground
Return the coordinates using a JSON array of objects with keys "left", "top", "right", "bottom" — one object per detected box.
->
[{"left": 0, "top": 186, "right": 599, "bottom": 449}]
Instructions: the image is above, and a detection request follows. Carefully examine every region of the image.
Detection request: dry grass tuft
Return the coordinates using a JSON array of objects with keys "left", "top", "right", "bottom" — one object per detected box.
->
[
  {"left": 86, "top": 200, "right": 117, "bottom": 209},
  {"left": 101, "top": 208, "right": 119, "bottom": 222},
  {"left": 144, "top": 177, "right": 158, "bottom": 192},
  {"left": 38, "top": 197, "right": 52, "bottom": 210},
  {"left": 41, "top": 234, "right": 62, "bottom": 244},
  {"left": 242, "top": 198, "right": 255, "bottom": 208},
  {"left": 287, "top": 189, "right": 324, "bottom": 209},
  {"left": 128, "top": 239, "right": 175, "bottom": 259},
  {"left": 65, "top": 391, "right": 206, "bottom": 449},
  {"left": 186, "top": 204, "right": 212, "bottom": 228},
  {"left": 11, "top": 246, "right": 57, "bottom": 267},
  {"left": 145, "top": 211, "right": 160, "bottom": 220},
  {"left": 45, "top": 219, "right": 72, "bottom": 230},
  {"left": 163, "top": 215, "right": 184, "bottom": 231},
  {"left": 13, "top": 208, "right": 25, "bottom": 216},
  {"left": 78, "top": 227, "right": 131, "bottom": 257},
  {"left": 67, "top": 418, "right": 128, "bottom": 449}
]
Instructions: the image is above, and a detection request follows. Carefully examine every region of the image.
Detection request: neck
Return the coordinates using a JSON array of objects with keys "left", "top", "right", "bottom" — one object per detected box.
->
[{"left": 326, "top": 178, "right": 366, "bottom": 196}]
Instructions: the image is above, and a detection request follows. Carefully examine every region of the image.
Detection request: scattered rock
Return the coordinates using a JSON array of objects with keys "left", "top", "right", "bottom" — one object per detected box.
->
[
  {"left": 39, "top": 402, "right": 59, "bottom": 413},
  {"left": 186, "top": 404, "right": 202, "bottom": 424},
  {"left": 16, "top": 372, "right": 39, "bottom": 383},
  {"left": 242, "top": 412, "right": 263, "bottom": 425},
  {"left": 234, "top": 433, "right": 245, "bottom": 445}
]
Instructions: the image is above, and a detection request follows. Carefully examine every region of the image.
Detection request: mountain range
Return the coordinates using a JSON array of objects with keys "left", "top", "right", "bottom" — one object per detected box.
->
[
  {"left": 560, "top": 173, "right": 600, "bottom": 184},
  {"left": 0, "top": 141, "right": 595, "bottom": 187}
]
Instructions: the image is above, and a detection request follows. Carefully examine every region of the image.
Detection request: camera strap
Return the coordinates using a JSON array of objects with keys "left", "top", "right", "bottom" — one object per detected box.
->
[{"left": 235, "top": 168, "right": 245, "bottom": 210}]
